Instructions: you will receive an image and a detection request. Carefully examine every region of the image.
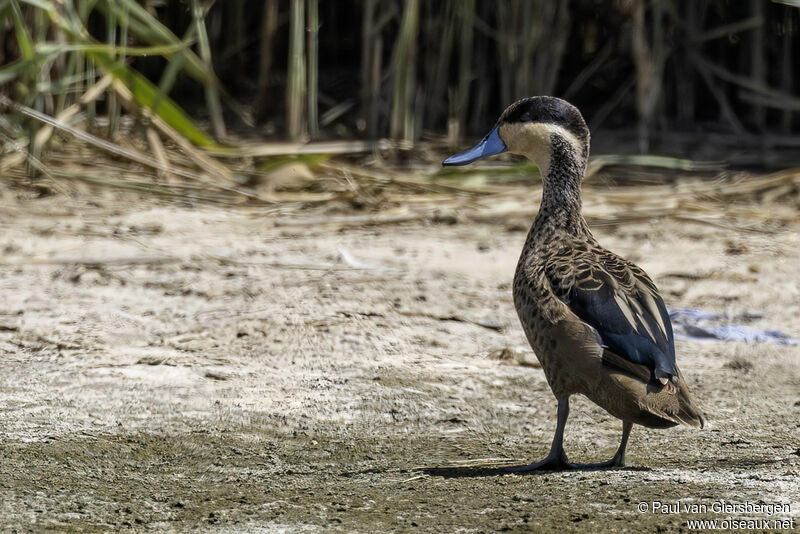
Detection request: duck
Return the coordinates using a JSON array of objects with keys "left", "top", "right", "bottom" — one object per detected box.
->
[{"left": 443, "top": 96, "right": 704, "bottom": 470}]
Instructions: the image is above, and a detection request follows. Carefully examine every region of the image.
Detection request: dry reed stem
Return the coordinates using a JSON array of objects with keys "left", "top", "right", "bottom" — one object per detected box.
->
[{"left": 146, "top": 127, "right": 173, "bottom": 183}]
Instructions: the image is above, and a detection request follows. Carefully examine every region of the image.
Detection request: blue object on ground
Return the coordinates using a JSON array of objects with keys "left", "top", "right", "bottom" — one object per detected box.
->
[{"left": 668, "top": 308, "right": 797, "bottom": 345}]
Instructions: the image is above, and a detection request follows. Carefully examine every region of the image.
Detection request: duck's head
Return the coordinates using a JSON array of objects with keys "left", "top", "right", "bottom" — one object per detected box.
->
[{"left": 442, "top": 96, "right": 589, "bottom": 174}]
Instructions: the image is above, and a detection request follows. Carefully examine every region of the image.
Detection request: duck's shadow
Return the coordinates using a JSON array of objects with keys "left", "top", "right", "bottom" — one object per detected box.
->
[
  {"left": 421, "top": 456, "right": 794, "bottom": 478},
  {"left": 421, "top": 464, "right": 652, "bottom": 479}
]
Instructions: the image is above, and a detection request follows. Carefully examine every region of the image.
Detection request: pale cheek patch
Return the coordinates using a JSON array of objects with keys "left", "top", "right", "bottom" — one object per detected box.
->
[{"left": 499, "top": 122, "right": 583, "bottom": 174}]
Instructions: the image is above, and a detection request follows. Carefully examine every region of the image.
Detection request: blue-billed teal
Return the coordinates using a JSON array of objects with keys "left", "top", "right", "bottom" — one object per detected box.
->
[{"left": 443, "top": 96, "right": 704, "bottom": 470}]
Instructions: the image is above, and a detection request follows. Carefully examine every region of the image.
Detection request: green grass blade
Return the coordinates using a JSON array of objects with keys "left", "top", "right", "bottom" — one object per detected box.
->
[
  {"left": 10, "top": 0, "right": 34, "bottom": 60},
  {"left": 0, "top": 57, "right": 33, "bottom": 84}
]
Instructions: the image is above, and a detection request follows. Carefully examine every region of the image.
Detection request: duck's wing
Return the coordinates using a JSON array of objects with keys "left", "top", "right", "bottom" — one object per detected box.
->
[{"left": 545, "top": 247, "right": 677, "bottom": 383}]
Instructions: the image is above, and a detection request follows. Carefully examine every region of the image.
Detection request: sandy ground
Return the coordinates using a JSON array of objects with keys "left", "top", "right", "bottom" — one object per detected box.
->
[{"left": 0, "top": 191, "right": 798, "bottom": 532}]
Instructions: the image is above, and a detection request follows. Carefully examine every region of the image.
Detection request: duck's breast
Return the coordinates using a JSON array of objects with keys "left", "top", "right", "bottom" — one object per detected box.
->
[{"left": 513, "top": 260, "right": 604, "bottom": 397}]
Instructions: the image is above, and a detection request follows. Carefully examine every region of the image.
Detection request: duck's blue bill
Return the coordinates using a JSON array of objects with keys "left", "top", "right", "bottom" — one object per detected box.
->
[{"left": 442, "top": 126, "right": 507, "bottom": 166}]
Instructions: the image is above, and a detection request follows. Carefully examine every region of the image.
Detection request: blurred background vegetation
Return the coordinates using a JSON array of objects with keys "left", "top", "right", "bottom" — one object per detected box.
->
[{"left": 0, "top": 0, "right": 799, "bottom": 206}]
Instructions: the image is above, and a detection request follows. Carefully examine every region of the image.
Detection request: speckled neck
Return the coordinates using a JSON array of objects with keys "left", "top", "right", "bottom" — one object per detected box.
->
[{"left": 531, "top": 135, "right": 592, "bottom": 244}]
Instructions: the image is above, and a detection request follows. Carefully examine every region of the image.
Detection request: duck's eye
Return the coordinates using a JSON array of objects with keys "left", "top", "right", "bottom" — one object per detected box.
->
[{"left": 519, "top": 111, "right": 533, "bottom": 122}]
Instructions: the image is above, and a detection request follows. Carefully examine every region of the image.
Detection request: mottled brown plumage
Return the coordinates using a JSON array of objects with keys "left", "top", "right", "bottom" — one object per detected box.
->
[{"left": 444, "top": 96, "right": 703, "bottom": 470}]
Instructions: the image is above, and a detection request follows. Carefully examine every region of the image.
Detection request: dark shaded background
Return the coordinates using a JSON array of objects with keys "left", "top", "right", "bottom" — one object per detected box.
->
[
  {"left": 3, "top": 0, "right": 800, "bottom": 162},
  {"left": 135, "top": 1, "right": 799, "bottom": 154}
]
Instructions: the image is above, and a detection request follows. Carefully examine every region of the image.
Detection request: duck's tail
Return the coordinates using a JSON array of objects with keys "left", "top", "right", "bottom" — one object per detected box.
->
[
  {"left": 670, "top": 385, "right": 705, "bottom": 428},
  {"left": 641, "top": 368, "right": 705, "bottom": 428},
  {"left": 600, "top": 350, "right": 705, "bottom": 429}
]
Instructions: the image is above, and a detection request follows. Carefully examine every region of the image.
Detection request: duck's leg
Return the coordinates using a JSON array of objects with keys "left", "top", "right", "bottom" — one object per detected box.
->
[
  {"left": 572, "top": 421, "right": 632, "bottom": 469},
  {"left": 505, "top": 397, "right": 574, "bottom": 472},
  {"left": 612, "top": 421, "right": 633, "bottom": 466}
]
